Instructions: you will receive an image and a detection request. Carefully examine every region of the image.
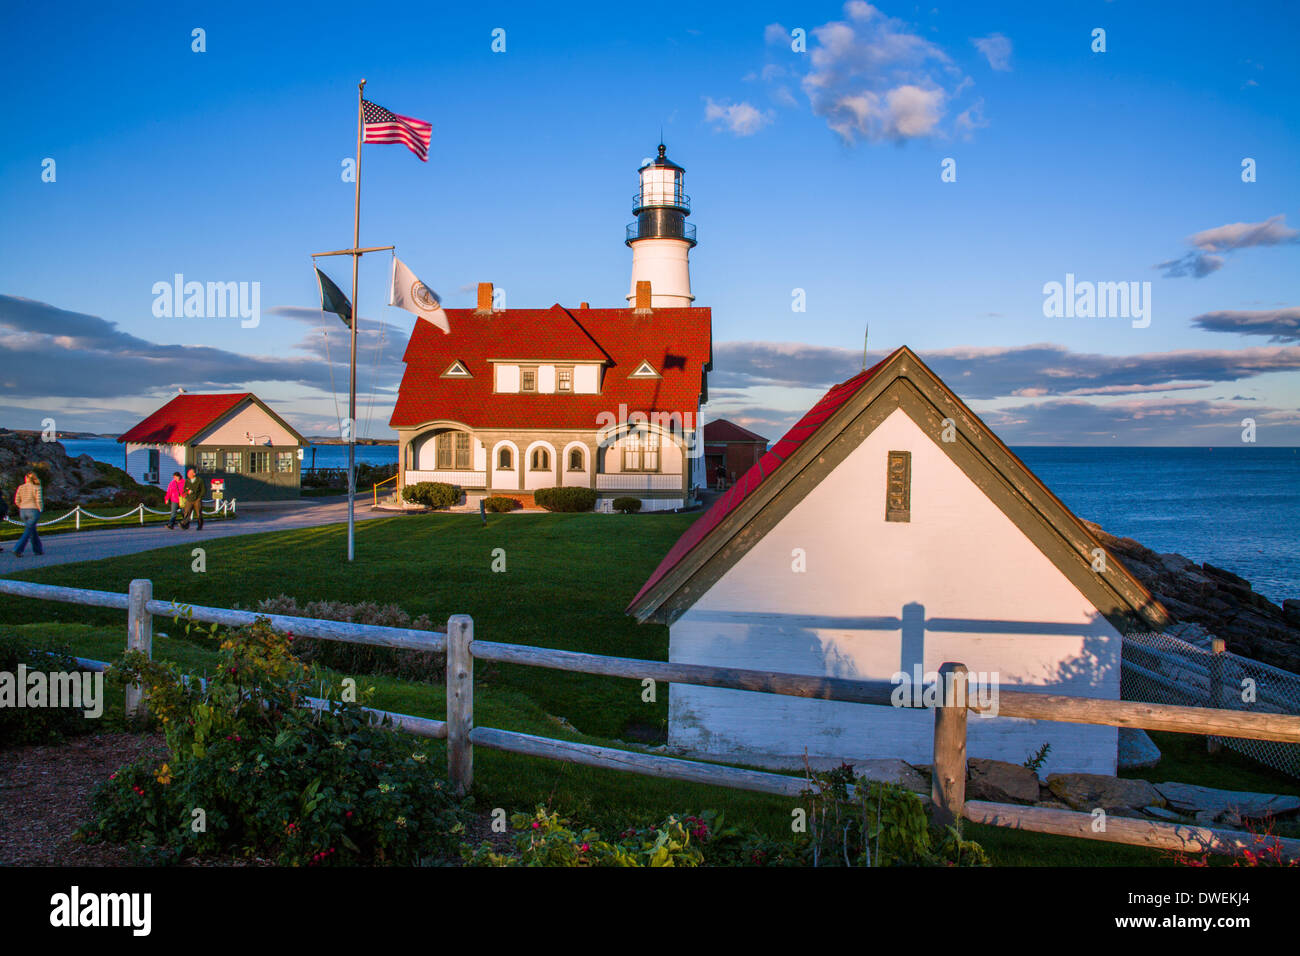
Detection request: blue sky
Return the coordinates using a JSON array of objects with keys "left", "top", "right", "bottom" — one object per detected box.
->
[{"left": 2, "top": 0, "right": 1298, "bottom": 443}]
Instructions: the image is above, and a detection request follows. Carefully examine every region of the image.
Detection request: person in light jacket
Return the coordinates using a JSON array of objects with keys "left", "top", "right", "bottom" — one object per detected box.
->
[
  {"left": 164, "top": 471, "right": 184, "bottom": 529},
  {"left": 13, "top": 471, "right": 45, "bottom": 557}
]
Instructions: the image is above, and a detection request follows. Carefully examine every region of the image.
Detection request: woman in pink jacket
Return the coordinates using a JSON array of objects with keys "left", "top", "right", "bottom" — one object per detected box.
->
[{"left": 164, "top": 471, "right": 184, "bottom": 529}]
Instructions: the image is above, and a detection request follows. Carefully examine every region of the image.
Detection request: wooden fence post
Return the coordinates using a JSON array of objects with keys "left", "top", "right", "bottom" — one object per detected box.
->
[
  {"left": 1207, "top": 637, "right": 1226, "bottom": 753},
  {"left": 931, "top": 662, "right": 969, "bottom": 827},
  {"left": 447, "top": 614, "right": 475, "bottom": 795},
  {"left": 126, "top": 578, "right": 153, "bottom": 720}
]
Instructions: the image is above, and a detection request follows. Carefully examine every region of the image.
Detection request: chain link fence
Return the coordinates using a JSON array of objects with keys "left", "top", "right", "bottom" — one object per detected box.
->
[{"left": 1122, "top": 630, "right": 1300, "bottom": 778}]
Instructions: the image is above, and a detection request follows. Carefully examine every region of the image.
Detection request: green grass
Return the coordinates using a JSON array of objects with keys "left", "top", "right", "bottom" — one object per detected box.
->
[
  {"left": 0, "top": 508, "right": 234, "bottom": 540},
  {"left": 3, "top": 513, "right": 1297, "bottom": 866}
]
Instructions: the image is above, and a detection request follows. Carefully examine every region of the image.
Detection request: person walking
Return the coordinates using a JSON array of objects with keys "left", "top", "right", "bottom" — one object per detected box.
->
[
  {"left": 164, "top": 471, "right": 184, "bottom": 529},
  {"left": 179, "top": 466, "right": 206, "bottom": 530},
  {"left": 13, "top": 471, "right": 45, "bottom": 557}
]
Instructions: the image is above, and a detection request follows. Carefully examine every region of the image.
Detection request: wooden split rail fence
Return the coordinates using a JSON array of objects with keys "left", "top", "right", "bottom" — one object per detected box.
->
[{"left": 2, "top": 576, "right": 1299, "bottom": 862}]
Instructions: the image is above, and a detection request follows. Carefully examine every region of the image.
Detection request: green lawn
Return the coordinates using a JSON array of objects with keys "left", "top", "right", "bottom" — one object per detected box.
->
[
  {"left": 0, "top": 508, "right": 234, "bottom": 540},
  {"left": 3, "top": 512, "right": 1296, "bottom": 866}
]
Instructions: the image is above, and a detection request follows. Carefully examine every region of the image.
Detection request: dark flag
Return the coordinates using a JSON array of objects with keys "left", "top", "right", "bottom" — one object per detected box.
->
[{"left": 315, "top": 266, "right": 353, "bottom": 328}]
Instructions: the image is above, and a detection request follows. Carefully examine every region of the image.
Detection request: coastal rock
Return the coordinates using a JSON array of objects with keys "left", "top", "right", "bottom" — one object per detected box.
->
[
  {"left": 966, "top": 758, "right": 1041, "bottom": 804},
  {"left": 1084, "top": 520, "right": 1300, "bottom": 674},
  {"left": 0, "top": 430, "right": 113, "bottom": 504},
  {"left": 1153, "top": 781, "right": 1300, "bottom": 819},
  {"left": 1046, "top": 773, "right": 1165, "bottom": 811},
  {"left": 1117, "top": 728, "right": 1162, "bottom": 769}
]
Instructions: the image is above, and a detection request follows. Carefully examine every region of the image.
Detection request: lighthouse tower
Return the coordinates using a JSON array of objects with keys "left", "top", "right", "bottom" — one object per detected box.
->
[{"left": 626, "top": 144, "right": 696, "bottom": 307}]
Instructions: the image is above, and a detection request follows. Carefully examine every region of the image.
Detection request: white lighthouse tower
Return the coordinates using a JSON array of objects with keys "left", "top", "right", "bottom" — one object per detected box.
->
[{"left": 626, "top": 143, "right": 696, "bottom": 307}]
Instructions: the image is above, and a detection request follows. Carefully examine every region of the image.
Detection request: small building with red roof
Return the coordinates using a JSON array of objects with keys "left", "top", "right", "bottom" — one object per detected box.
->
[
  {"left": 626, "top": 347, "right": 1169, "bottom": 776},
  {"left": 388, "top": 144, "right": 712, "bottom": 511},
  {"left": 702, "top": 419, "right": 768, "bottom": 489},
  {"left": 117, "top": 390, "right": 306, "bottom": 500}
]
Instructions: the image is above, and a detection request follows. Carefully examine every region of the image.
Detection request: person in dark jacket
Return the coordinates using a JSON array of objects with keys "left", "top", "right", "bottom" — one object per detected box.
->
[{"left": 179, "top": 467, "right": 206, "bottom": 530}]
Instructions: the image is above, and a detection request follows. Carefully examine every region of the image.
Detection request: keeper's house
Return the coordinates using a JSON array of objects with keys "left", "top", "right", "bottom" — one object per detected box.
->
[
  {"left": 389, "top": 144, "right": 712, "bottom": 512},
  {"left": 627, "top": 347, "right": 1169, "bottom": 776},
  {"left": 117, "top": 391, "right": 307, "bottom": 500}
]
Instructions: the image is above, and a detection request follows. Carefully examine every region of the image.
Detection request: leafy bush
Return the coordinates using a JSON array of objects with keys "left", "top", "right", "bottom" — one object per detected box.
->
[
  {"left": 81, "top": 618, "right": 469, "bottom": 865},
  {"left": 611, "top": 497, "right": 642, "bottom": 514},
  {"left": 463, "top": 807, "right": 706, "bottom": 867},
  {"left": 532, "top": 487, "right": 597, "bottom": 513},
  {"left": 249, "top": 595, "right": 444, "bottom": 682},
  {"left": 0, "top": 636, "right": 100, "bottom": 745},
  {"left": 800, "top": 763, "right": 987, "bottom": 867},
  {"left": 482, "top": 496, "right": 521, "bottom": 513},
  {"left": 401, "top": 481, "right": 461, "bottom": 509}
]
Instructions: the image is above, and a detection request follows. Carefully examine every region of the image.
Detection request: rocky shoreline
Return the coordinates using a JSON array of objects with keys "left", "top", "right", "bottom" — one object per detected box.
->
[{"left": 1086, "top": 520, "right": 1300, "bottom": 675}]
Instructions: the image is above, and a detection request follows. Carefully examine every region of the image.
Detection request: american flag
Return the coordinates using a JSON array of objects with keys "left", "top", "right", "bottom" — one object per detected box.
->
[{"left": 362, "top": 99, "right": 432, "bottom": 161}]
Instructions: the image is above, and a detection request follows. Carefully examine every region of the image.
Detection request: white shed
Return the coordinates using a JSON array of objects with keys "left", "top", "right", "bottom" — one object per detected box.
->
[{"left": 627, "top": 347, "right": 1168, "bottom": 777}]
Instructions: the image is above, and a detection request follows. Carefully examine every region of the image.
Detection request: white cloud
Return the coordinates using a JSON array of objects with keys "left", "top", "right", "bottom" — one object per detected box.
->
[
  {"left": 971, "top": 33, "right": 1012, "bottom": 71},
  {"left": 704, "top": 98, "right": 774, "bottom": 136}
]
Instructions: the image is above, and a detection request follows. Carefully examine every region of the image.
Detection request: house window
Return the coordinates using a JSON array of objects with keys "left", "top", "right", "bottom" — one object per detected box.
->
[
  {"left": 520, "top": 367, "right": 537, "bottom": 392},
  {"left": 435, "top": 432, "right": 472, "bottom": 470},
  {"left": 497, "top": 447, "right": 513, "bottom": 469},
  {"left": 276, "top": 451, "right": 294, "bottom": 474},
  {"left": 622, "top": 430, "right": 659, "bottom": 472},
  {"left": 530, "top": 448, "right": 550, "bottom": 471},
  {"left": 224, "top": 451, "right": 242, "bottom": 472},
  {"left": 249, "top": 451, "right": 271, "bottom": 474},
  {"left": 568, "top": 447, "right": 584, "bottom": 471},
  {"left": 886, "top": 450, "right": 911, "bottom": 522},
  {"left": 197, "top": 451, "right": 217, "bottom": 473},
  {"left": 557, "top": 367, "right": 573, "bottom": 392}
]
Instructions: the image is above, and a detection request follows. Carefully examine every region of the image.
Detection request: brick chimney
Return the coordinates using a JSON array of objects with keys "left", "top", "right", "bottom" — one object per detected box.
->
[
  {"left": 634, "top": 280, "right": 652, "bottom": 313},
  {"left": 579, "top": 302, "right": 589, "bottom": 310},
  {"left": 476, "top": 282, "right": 493, "bottom": 314}
]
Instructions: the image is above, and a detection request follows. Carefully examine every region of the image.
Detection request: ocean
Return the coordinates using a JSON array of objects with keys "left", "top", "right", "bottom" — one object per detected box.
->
[{"left": 58, "top": 440, "right": 1298, "bottom": 603}]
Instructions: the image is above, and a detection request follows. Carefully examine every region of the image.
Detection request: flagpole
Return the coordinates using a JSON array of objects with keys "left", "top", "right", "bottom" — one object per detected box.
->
[{"left": 347, "top": 78, "right": 365, "bottom": 562}]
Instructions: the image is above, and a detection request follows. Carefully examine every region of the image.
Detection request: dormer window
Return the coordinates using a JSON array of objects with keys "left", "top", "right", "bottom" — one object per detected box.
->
[
  {"left": 557, "top": 367, "right": 573, "bottom": 391},
  {"left": 441, "top": 360, "right": 472, "bottom": 378},
  {"left": 521, "top": 367, "right": 537, "bottom": 392},
  {"left": 629, "top": 360, "right": 661, "bottom": 379}
]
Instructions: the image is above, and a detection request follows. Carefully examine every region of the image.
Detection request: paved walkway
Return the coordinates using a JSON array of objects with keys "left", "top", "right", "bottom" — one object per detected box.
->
[{"left": 0, "top": 497, "right": 396, "bottom": 572}]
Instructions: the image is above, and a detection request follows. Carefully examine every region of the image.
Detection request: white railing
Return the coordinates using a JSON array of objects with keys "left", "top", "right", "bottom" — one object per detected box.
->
[
  {"left": 405, "top": 470, "right": 486, "bottom": 487},
  {"left": 596, "top": 473, "right": 683, "bottom": 491},
  {"left": 3, "top": 499, "right": 236, "bottom": 530},
  {"left": 3, "top": 576, "right": 1299, "bottom": 862}
]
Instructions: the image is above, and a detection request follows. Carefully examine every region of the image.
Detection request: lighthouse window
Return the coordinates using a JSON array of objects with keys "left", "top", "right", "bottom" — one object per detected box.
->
[
  {"left": 557, "top": 367, "right": 573, "bottom": 392},
  {"left": 521, "top": 367, "right": 537, "bottom": 392}
]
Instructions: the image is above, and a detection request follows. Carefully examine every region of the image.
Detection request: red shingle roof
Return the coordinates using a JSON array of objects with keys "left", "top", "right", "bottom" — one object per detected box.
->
[
  {"left": 702, "top": 419, "right": 768, "bottom": 444},
  {"left": 627, "top": 351, "right": 896, "bottom": 610},
  {"left": 117, "top": 393, "right": 252, "bottom": 445},
  {"left": 390, "top": 305, "right": 712, "bottom": 430}
]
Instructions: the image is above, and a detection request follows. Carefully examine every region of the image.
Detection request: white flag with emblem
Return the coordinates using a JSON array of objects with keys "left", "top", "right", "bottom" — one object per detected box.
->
[{"left": 389, "top": 255, "right": 449, "bottom": 333}]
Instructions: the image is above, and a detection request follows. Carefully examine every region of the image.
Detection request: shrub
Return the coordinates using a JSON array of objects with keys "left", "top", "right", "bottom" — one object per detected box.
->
[
  {"left": 463, "top": 807, "right": 705, "bottom": 867},
  {"left": 81, "top": 617, "right": 469, "bottom": 865},
  {"left": 611, "top": 497, "right": 642, "bottom": 514},
  {"left": 401, "top": 481, "right": 461, "bottom": 509},
  {"left": 800, "top": 763, "right": 987, "bottom": 867},
  {"left": 532, "top": 487, "right": 597, "bottom": 513},
  {"left": 0, "top": 636, "right": 100, "bottom": 745},
  {"left": 247, "top": 595, "right": 443, "bottom": 682},
  {"left": 483, "top": 496, "right": 521, "bottom": 513}
]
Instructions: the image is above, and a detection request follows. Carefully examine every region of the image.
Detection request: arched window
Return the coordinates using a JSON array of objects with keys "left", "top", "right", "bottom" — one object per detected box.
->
[
  {"left": 497, "top": 447, "right": 513, "bottom": 469},
  {"left": 530, "top": 448, "right": 550, "bottom": 471},
  {"left": 567, "top": 447, "right": 584, "bottom": 471}
]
